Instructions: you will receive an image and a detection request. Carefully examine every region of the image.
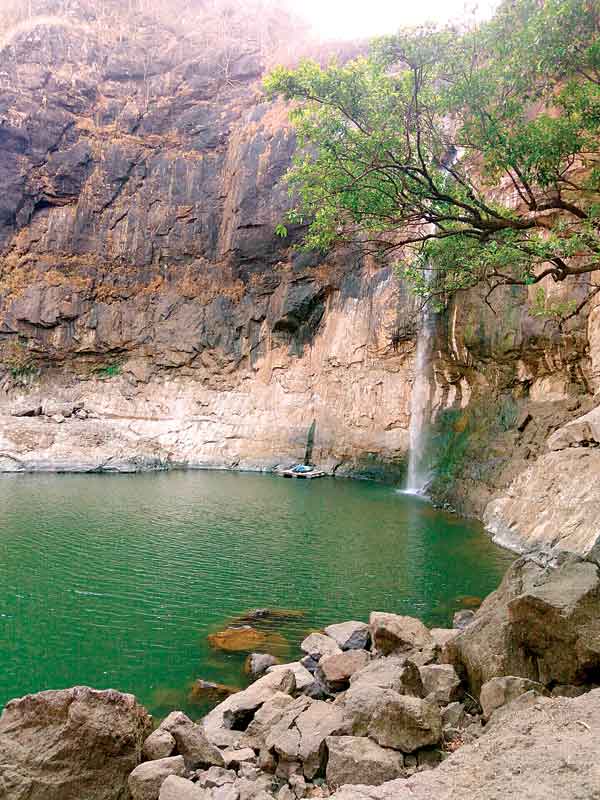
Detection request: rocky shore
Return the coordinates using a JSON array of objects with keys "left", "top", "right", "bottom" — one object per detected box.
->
[{"left": 2, "top": 554, "right": 600, "bottom": 800}]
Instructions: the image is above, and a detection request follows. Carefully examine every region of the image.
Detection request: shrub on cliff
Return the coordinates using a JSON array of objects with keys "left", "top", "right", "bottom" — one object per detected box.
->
[{"left": 265, "top": 0, "right": 600, "bottom": 323}]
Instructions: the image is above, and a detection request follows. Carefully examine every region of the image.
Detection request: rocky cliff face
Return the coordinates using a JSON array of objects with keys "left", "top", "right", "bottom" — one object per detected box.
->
[
  {"left": 0, "top": 3, "right": 412, "bottom": 477},
  {"left": 0, "top": 2, "right": 599, "bottom": 556}
]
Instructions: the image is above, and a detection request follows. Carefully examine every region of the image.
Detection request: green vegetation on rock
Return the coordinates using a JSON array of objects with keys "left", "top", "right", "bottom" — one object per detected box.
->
[{"left": 266, "top": 0, "right": 600, "bottom": 321}]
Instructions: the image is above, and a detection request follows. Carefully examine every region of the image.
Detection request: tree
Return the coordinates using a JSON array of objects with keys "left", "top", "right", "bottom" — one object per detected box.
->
[{"left": 265, "top": 0, "right": 600, "bottom": 321}]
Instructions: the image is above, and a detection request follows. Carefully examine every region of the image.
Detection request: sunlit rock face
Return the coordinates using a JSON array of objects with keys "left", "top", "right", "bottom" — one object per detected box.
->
[{"left": 0, "top": 1, "right": 599, "bottom": 550}]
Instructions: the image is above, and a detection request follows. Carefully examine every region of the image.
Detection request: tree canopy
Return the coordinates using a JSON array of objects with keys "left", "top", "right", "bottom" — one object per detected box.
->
[{"left": 265, "top": 0, "right": 600, "bottom": 321}]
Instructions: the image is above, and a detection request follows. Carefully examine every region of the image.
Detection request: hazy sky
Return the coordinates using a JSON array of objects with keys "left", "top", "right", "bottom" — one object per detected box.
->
[{"left": 287, "top": 0, "right": 501, "bottom": 40}]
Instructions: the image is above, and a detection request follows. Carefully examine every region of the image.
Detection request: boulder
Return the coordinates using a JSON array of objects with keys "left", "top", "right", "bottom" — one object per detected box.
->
[
  {"left": 203, "top": 670, "right": 296, "bottom": 746},
  {"left": 164, "top": 712, "right": 225, "bottom": 769},
  {"left": 267, "top": 662, "right": 315, "bottom": 692},
  {"left": 316, "top": 650, "right": 371, "bottom": 692},
  {"left": 300, "top": 633, "right": 342, "bottom": 661},
  {"left": 245, "top": 653, "right": 280, "bottom": 678},
  {"left": 244, "top": 693, "right": 298, "bottom": 745},
  {"left": 0, "top": 686, "right": 152, "bottom": 800},
  {"left": 143, "top": 728, "right": 177, "bottom": 761},
  {"left": 445, "top": 557, "right": 600, "bottom": 693},
  {"left": 479, "top": 676, "right": 546, "bottom": 720},
  {"left": 294, "top": 700, "right": 347, "bottom": 779},
  {"left": 369, "top": 613, "right": 433, "bottom": 656},
  {"left": 327, "top": 689, "right": 600, "bottom": 800},
  {"left": 324, "top": 621, "right": 371, "bottom": 651},
  {"left": 325, "top": 736, "right": 404, "bottom": 786},
  {"left": 128, "top": 756, "right": 186, "bottom": 800},
  {"left": 349, "top": 656, "right": 423, "bottom": 697},
  {"left": 159, "top": 775, "right": 207, "bottom": 799},
  {"left": 340, "top": 684, "right": 442, "bottom": 753},
  {"left": 419, "top": 665, "right": 462, "bottom": 705},
  {"left": 264, "top": 697, "right": 346, "bottom": 779}
]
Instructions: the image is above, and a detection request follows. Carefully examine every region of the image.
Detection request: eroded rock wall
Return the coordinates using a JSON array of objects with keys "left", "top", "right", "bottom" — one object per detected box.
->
[{"left": 0, "top": 5, "right": 413, "bottom": 476}]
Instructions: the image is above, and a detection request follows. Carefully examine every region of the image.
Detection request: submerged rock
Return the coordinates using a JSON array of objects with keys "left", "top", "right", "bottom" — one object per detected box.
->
[
  {"left": 190, "top": 679, "right": 240, "bottom": 704},
  {"left": 208, "top": 626, "right": 289, "bottom": 656},
  {"left": 231, "top": 608, "right": 306, "bottom": 626},
  {"left": 0, "top": 686, "right": 152, "bottom": 800}
]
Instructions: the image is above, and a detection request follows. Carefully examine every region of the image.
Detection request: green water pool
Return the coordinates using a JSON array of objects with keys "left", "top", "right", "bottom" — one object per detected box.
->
[{"left": 0, "top": 470, "right": 513, "bottom": 719}]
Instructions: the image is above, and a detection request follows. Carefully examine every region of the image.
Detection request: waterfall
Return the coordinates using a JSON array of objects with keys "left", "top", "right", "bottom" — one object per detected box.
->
[
  {"left": 404, "top": 148, "right": 457, "bottom": 495},
  {"left": 405, "top": 274, "right": 436, "bottom": 495}
]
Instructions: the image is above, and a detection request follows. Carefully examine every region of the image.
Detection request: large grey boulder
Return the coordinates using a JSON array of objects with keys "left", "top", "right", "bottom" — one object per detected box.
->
[
  {"left": 328, "top": 689, "right": 600, "bottom": 800},
  {"left": 300, "top": 633, "right": 342, "bottom": 661},
  {"left": 324, "top": 621, "right": 371, "bottom": 651},
  {"left": 326, "top": 736, "right": 404, "bottom": 786},
  {"left": 350, "top": 657, "right": 423, "bottom": 697},
  {"left": 479, "top": 676, "right": 546, "bottom": 720},
  {"left": 128, "top": 756, "right": 186, "bottom": 800},
  {"left": 369, "top": 613, "right": 433, "bottom": 656},
  {"left": 340, "top": 684, "right": 442, "bottom": 753},
  {"left": 316, "top": 650, "right": 370, "bottom": 692},
  {"left": 0, "top": 686, "right": 152, "bottom": 800},
  {"left": 419, "top": 664, "right": 462, "bottom": 706},
  {"left": 445, "top": 557, "right": 600, "bottom": 693}
]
